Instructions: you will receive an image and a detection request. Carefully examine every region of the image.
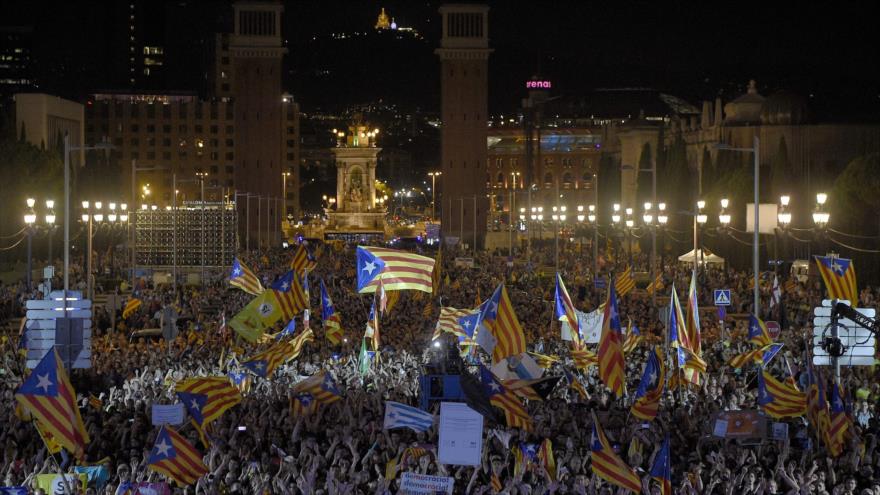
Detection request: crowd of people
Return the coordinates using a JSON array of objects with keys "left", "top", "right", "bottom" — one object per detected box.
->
[{"left": 1, "top": 240, "right": 879, "bottom": 494}]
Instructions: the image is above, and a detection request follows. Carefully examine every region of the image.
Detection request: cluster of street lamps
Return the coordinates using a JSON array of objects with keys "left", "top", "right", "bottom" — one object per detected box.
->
[
  {"left": 23, "top": 198, "right": 57, "bottom": 290},
  {"left": 81, "top": 200, "right": 129, "bottom": 299}
]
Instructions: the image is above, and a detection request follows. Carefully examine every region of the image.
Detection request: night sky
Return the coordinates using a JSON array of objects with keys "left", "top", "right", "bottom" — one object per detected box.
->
[{"left": 5, "top": 1, "right": 879, "bottom": 118}]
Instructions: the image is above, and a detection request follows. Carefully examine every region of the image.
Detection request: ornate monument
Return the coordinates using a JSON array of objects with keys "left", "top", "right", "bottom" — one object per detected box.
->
[{"left": 325, "top": 117, "right": 386, "bottom": 236}]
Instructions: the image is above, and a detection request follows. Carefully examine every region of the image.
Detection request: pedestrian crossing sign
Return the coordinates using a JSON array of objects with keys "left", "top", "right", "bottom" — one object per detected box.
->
[{"left": 713, "top": 289, "right": 731, "bottom": 306}]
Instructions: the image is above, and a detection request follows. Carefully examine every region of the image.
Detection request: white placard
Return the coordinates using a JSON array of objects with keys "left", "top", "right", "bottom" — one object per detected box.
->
[
  {"left": 399, "top": 473, "right": 454, "bottom": 495},
  {"left": 746, "top": 203, "right": 779, "bottom": 235},
  {"left": 579, "top": 309, "right": 603, "bottom": 344},
  {"left": 438, "top": 402, "right": 483, "bottom": 466},
  {"left": 770, "top": 422, "right": 789, "bottom": 441},
  {"left": 712, "top": 419, "right": 728, "bottom": 438},
  {"left": 151, "top": 403, "right": 186, "bottom": 425}
]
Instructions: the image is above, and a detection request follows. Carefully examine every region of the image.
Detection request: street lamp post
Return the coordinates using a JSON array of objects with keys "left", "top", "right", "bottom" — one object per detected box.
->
[
  {"left": 611, "top": 203, "right": 622, "bottom": 262},
  {"left": 695, "top": 200, "right": 707, "bottom": 275},
  {"left": 428, "top": 171, "right": 441, "bottom": 222},
  {"left": 24, "top": 198, "right": 37, "bottom": 291},
  {"left": 776, "top": 195, "right": 792, "bottom": 275},
  {"left": 625, "top": 207, "right": 634, "bottom": 267},
  {"left": 716, "top": 136, "right": 760, "bottom": 314},
  {"left": 62, "top": 136, "right": 114, "bottom": 303},
  {"left": 813, "top": 193, "right": 830, "bottom": 254},
  {"left": 509, "top": 171, "right": 520, "bottom": 258},
  {"left": 45, "top": 200, "right": 56, "bottom": 266},
  {"left": 196, "top": 172, "right": 208, "bottom": 286}
]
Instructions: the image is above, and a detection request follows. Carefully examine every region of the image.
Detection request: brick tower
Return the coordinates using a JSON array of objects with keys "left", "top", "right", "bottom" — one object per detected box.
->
[
  {"left": 436, "top": 4, "right": 492, "bottom": 250},
  {"left": 230, "top": 1, "right": 287, "bottom": 248}
]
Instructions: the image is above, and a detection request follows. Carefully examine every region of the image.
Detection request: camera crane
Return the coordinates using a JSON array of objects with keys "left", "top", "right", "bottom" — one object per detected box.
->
[{"left": 821, "top": 301, "right": 880, "bottom": 383}]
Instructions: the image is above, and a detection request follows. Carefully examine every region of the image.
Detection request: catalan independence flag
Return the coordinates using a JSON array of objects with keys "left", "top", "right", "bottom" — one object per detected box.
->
[
  {"left": 270, "top": 270, "right": 308, "bottom": 321},
  {"left": 622, "top": 322, "right": 642, "bottom": 355},
  {"left": 590, "top": 414, "right": 641, "bottom": 493},
  {"left": 432, "top": 306, "right": 471, "bottom": 341},
  {"left": 828, "top": 382, "right": 850, "bottom": 453},
  {"left": 175, "top": 377, "right": 241, "bottom": 429},
  {"left": 598, "top": 283, "right": 626, "bottom": 398},
  {"left": 814, "top": 255, "right": 857, "bottom": 304},
  {"left": 614, "top": 266, "right": 635, "bottom": 297},
  {"left": 290, "top": 244, "right": 317, "bottom": 274},
  {"left": 14, "top": 349, "right": 89, "bottom": 458},
  {"left": 571, "top": 348, "right": 598, "bottom": 369},
  {"left": 650, "top": 436, "right": 672, "bottom": 495},
  {"left": 242, "top": 328, "right": 313, "bottom": 378},
  {"left": 757, "top": 369, "right": 807, "bottom": 419},
  {"left": 667, "top": 284, "right": 690, "bottom": 350},
  {"left": 475, "top": 283, "right": 527, "bottom": 364},
  {"left": 356, "top": 246, "right": 435, "bottom": 294},
  {"left": 729, "top": 342, "right": 783, "bottom": 369},
  {"left": 480, "top": 365, "right": 532, "bottom": 432},
  {"left": 685, "top": 273, "right": 702, "bottom": 357},
  {"left": 554, "top": 273, "right": 580, "bottom": 347},
  {"left": 122, "top": 297, "right": 142, "bottom": 319},
  {"left": 229, "top": 258, "right": 264, "bottom": 295},
  {"left": 630, "top": 346, "right": 665, "bottom": 421},
  {"left": 147, "top": 426, "right": 208, "bottom": 486},
  {"left": 319, "top": 279, "right": 344, "bottom": 345},
  {"left": 291, "top": 372, "right": 342, "bottom": 416},
  {"left": 747, "top": 314, "right": 772, "bottom": 346}
]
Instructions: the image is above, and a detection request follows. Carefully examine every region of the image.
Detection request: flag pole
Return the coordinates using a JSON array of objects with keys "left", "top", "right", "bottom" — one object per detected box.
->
[{"left": 32, "top": 420, "right": 75, "bottom": 495}]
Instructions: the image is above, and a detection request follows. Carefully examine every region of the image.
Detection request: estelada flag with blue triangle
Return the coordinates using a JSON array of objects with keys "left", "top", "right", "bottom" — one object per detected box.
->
[
  {"left": 356, "top": 246, "right": 435, "bottom": 294},
  {"left": 147, "top": 426, "right": 208, "bottom": 486},
  {"left": 14, "top": 349, "right": 89, "bottom": 458},
  {"left": 814, "top": 255, "right": 857, "bottom": 304}
]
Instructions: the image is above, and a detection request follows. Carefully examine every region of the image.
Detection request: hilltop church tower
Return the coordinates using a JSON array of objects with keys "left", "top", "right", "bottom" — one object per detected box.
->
[{"left": 436, "top": 4, "right": 492, "bottom": 249}]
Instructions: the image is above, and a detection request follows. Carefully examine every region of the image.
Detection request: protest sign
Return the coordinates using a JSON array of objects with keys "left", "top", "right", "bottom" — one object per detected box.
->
[
  {"left": 151, "top": 403, "right": 186, "bottom": 425},
  {"left": 399, "top": 472, "right": 454, "bottom": 495},
  {"left": 438, "top": 402, "right": 482, "bottom": 466}
]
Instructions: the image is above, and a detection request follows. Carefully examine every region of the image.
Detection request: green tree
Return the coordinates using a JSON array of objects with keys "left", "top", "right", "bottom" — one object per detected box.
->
[{"left": 831, "top": 153, "right": 880, "bottom": 234}]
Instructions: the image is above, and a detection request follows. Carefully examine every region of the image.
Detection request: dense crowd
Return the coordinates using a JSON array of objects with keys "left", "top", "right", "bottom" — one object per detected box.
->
[{"left": 1, "top": 241, "right": 880, "bottom": 494}]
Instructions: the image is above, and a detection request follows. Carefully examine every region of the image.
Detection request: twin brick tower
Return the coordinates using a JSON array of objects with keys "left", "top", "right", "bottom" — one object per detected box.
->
[{"left": 437, "top": 4, "right": 492, "bottom": 249}]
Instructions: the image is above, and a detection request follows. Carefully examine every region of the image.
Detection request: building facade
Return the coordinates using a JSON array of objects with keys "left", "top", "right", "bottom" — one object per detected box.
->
[
  {"left": 84, "top": 1, "right": 301, "bottom": 248},
  {"left": 436, "top": 4, "right": 491, "bottom": 248},
  {"left": 486, "top": 127, "right": 602, "bottom": 226},
  {"left": 16, "top": 93, "right": 84, "bottom": 166}
]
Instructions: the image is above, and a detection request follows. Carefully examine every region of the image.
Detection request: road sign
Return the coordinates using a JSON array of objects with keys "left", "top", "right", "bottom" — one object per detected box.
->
[
  {"left": 25, "top": 291, "right": 91, "bottom": 369},
  {"left": 713, "top": 289, "right": 731, "bottom": 306},
  {"left": 717, "top": 306, "right": 727, "bottom": 321},
  {"left": 766, "top": 321, "right": 781, "bottom": 339},
  {"left": 812, "top": 301, "right": 875, "bottom": 367},
  {"left": 594, "top": 277, "right": 606, "bottom": 289}
]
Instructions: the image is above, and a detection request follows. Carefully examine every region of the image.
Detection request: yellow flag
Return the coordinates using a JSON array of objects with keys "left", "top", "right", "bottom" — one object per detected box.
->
[{"left": 229, "top": 291, "right": 283, "bottom": 343}]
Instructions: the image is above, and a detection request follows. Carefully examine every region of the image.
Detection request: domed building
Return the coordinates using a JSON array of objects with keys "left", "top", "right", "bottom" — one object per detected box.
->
[{"left": 664, "top": 79, "right": 880, "bottom": 206}]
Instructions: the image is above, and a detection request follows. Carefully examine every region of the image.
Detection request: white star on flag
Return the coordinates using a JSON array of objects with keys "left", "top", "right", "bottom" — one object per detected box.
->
[
  {"left": 363, "top": 261, "right": 377, "bottom": 275},
  {"left": 155, "top": 439, "right": 172, "bottom": 457},
  {"left": 489, "top": 381, "right": 501, "bottom": 393},
  {"left": 190, "top": 399, "right": 200, "bottom": 410},
  {"left": 36, "top": 374, "right": 52, "bottom": 392},
  {"left": 280, "top": 281, "right": 289, "bottom": 290},
  {"left": 233, "top": 267, "right": 242, "bottom": 276}
]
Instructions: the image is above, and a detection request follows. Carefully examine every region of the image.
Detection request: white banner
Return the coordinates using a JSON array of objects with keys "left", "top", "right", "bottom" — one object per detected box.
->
[
  {"left": 438, "top": 402, "right": 483, "bottom": 466},
  {"left": 151, "top": 403, "right": 186, "bottom": 426},
  {"left": 399, "top": 472, "right": 454, "bottom": 495}
]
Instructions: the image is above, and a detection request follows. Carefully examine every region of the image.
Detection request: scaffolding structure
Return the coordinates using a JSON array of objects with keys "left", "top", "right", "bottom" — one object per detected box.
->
[{"left": 134, "top": 202, "right": 236, "bottom": 268}]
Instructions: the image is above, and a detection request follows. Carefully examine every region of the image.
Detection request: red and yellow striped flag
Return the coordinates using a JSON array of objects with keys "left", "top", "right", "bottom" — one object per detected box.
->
[
  {"left": 598, "top": 284, "right": 626, "bottom": 398},
  {"left": 614, "top": 266, "right": 635, "bottom": 297},
  {"left": 590, "top": 413, "right": 641, "bottom": 493}
]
